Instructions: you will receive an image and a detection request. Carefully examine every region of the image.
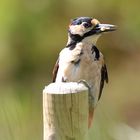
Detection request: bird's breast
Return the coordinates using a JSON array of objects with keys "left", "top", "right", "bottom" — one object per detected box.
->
[{"left": 56, "top": 45, "right": 102, "bottom": 87}]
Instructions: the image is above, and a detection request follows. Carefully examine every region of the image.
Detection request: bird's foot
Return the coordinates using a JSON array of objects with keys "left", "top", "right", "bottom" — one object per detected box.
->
[
  {"left": 78, "top": 80, "right": 95, "bottom": 128},
  {"left": 78, "top": 80, "right": 94, "bottom": 106},
  {"left": 78, "top": 80, "right": 91, "bottom": 91}
]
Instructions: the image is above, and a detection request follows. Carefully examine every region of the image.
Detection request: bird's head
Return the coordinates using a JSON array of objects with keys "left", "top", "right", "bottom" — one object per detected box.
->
[{"left": 68, "top": 17, "right": 117, "bottom": 44}]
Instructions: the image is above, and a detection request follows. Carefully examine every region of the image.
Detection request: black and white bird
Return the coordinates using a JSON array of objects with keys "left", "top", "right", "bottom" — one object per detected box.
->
[{"left": 52, "top": 17, "right": 116, "bottom": 128}]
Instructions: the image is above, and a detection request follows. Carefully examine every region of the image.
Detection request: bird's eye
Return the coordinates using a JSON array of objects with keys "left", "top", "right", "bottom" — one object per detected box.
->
[
  {"left": 83, "top": 22, "right": 91, "bottom": 28},
  {"left": 95, "top": 24, "right": 99, "bottom": 28}
]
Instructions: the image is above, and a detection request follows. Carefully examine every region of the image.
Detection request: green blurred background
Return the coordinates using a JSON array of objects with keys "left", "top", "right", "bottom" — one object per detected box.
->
[{"left": 0, "top": 0, "right": 140, "bottom": 140}]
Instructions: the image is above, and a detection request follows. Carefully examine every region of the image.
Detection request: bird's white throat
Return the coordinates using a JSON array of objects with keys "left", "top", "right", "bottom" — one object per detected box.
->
[{"left": 82, "top": 34, "right": 101, "bottom": 45}]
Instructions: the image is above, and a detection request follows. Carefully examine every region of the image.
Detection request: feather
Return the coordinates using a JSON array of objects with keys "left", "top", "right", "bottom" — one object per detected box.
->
[
  {"left": 98, "top": 64, "right": 108, "bottom": 100},
  {"left": 52, "top": 58, "right": 59, "bottom": 82}
]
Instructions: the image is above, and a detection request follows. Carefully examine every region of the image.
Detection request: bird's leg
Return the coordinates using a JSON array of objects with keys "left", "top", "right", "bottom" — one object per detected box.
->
[
  {"left": 78, "top": 80, "right": 91, "bottom": 90},
  {"left": 78, "top": 80, "right": 95, "bottom": 128},
  {"left": 78, "top": 80, "right": 94, "bottom": 105}
]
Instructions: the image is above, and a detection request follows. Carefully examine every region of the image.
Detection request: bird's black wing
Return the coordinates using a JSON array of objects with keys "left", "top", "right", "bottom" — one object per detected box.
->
[
  {"left": 98, "top": 64, "right": 109, "bottom": 100},
  {"left": 52, "top": 58, "right": 59, "bottom": 82}
]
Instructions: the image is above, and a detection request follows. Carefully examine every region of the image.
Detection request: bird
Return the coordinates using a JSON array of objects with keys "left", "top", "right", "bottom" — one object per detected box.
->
[{"left": 52, "top": 17, "right": 116, "bottom": 128}]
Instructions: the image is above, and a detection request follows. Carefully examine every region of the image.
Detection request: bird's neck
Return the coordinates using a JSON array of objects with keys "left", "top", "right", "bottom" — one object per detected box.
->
[{"left": 66, "top": 34, "right": 100, "bottom": 49}]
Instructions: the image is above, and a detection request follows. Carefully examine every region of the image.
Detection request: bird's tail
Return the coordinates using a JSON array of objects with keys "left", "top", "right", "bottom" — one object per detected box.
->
[{"left": 88, "top": 109, "right": 94, "bottom": 128}]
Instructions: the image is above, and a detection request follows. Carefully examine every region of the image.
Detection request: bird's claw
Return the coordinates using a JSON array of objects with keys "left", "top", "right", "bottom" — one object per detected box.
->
[
  {"left": 78, "top": 80, "right": 91, "bottom": 90},
  {"left": 78, "top": 80, "right": 94, "bottom": 107}
]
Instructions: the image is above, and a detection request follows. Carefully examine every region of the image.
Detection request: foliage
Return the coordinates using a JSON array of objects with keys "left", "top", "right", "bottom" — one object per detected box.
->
[{"left": 0, "top": 0, "right": 140, "bottom": 139}]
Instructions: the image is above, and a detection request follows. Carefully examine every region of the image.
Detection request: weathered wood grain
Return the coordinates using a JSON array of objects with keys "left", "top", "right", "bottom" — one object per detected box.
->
[{"left": 43, "top": 82, "right": 89, "bottom": 140}]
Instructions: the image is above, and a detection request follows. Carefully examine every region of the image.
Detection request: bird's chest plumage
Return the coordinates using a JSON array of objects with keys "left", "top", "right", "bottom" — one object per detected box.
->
[{"left": 56, "top": 43, "right": 103, "bottom": 92}]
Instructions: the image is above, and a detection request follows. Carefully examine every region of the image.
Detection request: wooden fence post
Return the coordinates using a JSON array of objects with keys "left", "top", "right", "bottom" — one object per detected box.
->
[{"left": 43, "top": 82, "right": 89, "bottom": 140}]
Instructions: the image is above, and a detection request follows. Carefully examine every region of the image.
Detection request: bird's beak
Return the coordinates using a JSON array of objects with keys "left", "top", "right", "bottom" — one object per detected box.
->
[
  {"left": 96, "top": 24, "right": 117, "bottom": 33},
  {"left": 91, "top": 19, "right": 117, "bottom": 34}
]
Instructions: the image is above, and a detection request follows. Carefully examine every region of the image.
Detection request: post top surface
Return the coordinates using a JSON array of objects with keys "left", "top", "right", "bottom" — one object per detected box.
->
[{"left": 43, "top": 82, "right": 88, "bottom": 94}]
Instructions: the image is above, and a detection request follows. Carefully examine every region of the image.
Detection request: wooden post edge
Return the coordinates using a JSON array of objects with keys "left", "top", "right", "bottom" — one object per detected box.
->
[{"left": 43, "top": 82, "right": 89, "bottom": 140}]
